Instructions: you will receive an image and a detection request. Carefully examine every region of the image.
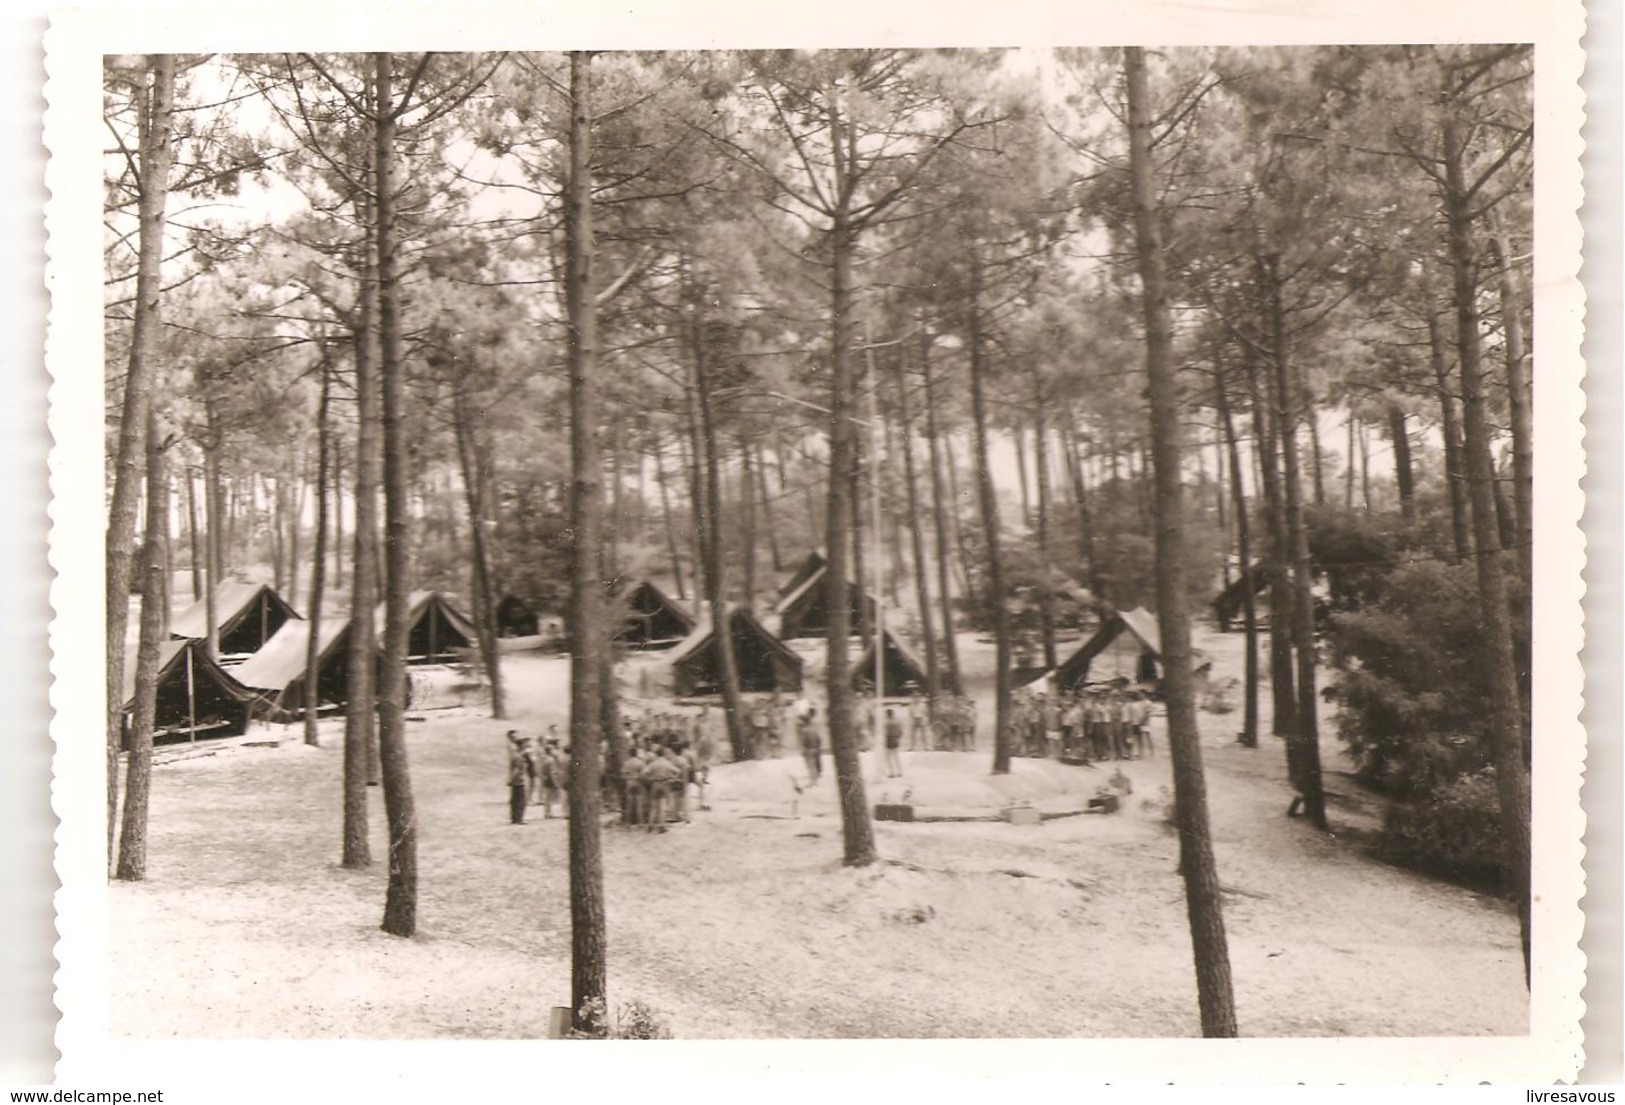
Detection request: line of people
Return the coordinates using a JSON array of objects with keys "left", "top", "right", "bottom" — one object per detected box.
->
[{"left": 1011, "top": 685, "right": 1155, "bottom": 764}]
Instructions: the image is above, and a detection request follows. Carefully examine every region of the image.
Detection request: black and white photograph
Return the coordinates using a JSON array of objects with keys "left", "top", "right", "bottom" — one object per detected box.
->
[{"left": 34, "top": 0, "right": 1593, "bottom": 1091}]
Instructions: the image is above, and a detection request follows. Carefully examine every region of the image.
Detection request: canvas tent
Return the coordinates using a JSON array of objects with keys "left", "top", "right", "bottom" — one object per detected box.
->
[
  {"left": 170, "top": 581, "right": 301, "bottom": 659},
  {"left": 669, "top": 604, "right": 804, "bottom": 696},
  {"left": 774, "top": 564, "right": 878, "bottom": 639},
  {"left": 1051, "top": 606, "right": 1164, "bottom": 692},
  {"left": 495, "top": 594, "right": 540, "bottom": 638},
  {"left": 1212, "top": 563, "right": 1269, "bottom": 631},
  {"left": 377, "top": 591, "right": 478, "bottom": 664},
  {"left": 122, "top": 638, "right": 255, "bottom": 744},
  {"left": 852, "top": 628, "right": 930, "bottom": 697},
  {"left": 232, "top": 618, "right": 366, "bottom": 720},
  {"left": 776, "top": 549, "right": 826, "bottom": 600},
  {"left": 610, "top": 580, "right": 695, "bottom": 650}
]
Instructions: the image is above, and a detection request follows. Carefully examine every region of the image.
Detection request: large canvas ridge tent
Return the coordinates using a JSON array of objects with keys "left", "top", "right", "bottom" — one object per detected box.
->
[
  {"left": 776, "top": 549, "right": 826, "bottom": 600},
  {"left": 232, "top": 617, "right": 373, "bottom": 720},
  {"left": 1050, "top": 606, "right": 1165, "bottom": 692},
  {"left": 377, "top": 591, "right": 478, "bottom": 664},
  {"left": 170, "top": 581, "right": 301, "bottom": 659},
  {"left": 495, "top": 594, "right": 540, "bottom": 638},
  {"left": 669, "top": 603, "right": 804, "bottom": 696},
  {"left": 122, "top": 638, "right": 256, "bottom": 745},
  {"left": 609, "top": 579, "right": 696, "bottom": 650},
  {"left": 774, "top": 563, "right": 879, "bottom": 640},
  {"left": 1212, "top": 563, "right": 1270, "bottom": 631},
  {"left": 852, "top": 627, "right": 931, "bottom": 698}
]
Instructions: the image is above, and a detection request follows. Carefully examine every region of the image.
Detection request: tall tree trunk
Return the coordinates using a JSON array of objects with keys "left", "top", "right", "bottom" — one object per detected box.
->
[
  {"left": 1124, "top": 47, "right": 1238, "bottom": 1037},
  {"left": 374, "top": 53, "right": 418, "bottom": 938},
  {"left": 1063, "top": 421, "right": 1105, "bottom": 602},
  {"left": 1215, "top": 358, "right": 1259, "bottom": 749},
  {"left": 288, "top": 467, "right": 306, "bottom": 612},
  {"left": 106, "top": 54, "right": 176, "bottom": 867},
  {"left": 1359, "top": 418, "right": 1371, "bottom": 513},
  {"left": 1442, "top": 103, "right": 1531, "bottom": 982},
  {"left": 754, "top": 438, "right": 783, "bottom": 573},
  {"left": 303, "top": 352, "right": 332, "bottom": 747},
  {"left": 851, "top": 428, "right": 872, "bottom": 646},
  {"left": 943, "top": 437, "right": 974, "bottom": 601},
  {"left": 331, "top": 434, "right": 345, "bottom": 594},
  {"left": 1388, "top": 401, "right": 1416, "bottom": 524},
  {"left": 344, "top": 182, "right": 381, "bottom": 869},
  {"left": 1488, "top": 214, "right": 1533, "bottom": 588},
  {"left": 184, "top": 461, "right": 202, "bottom": 601},
  {"left": 1305, "top": 391, "right": 1326, "bottom": 507},
  {"left": 679, "top": 402, "right": 709, "bottom": 610},
  {"left": 893, "top": 337, "right": 941, "bottom": 715},
  {"left": 116, "top": 411, "right": 170, "bottom": 881},
  {"left": 607, "top": 416, "right": 623, "bottom": 582},
  {"left": 452, "top": 373, "right": 507, "bottom": 719},
  {"left": 921, "top": 335, "right": 963, "bottom": 696},
  {"left": 1032, "top": 374, "right": 1057, "bottom": 671},
  {"left": 564, "top": 51, "right": 609, "bottom": 1028},
  {"left": 740, "top": 433, "right": 758, "bottom": 610},
  {"left": 1245, "top": 342, "right": 1296, "bottom": 744},
  {"left": 1260, "top": 251, "right": 1327, "bottom": 831},
  {"left": 1343, "top": 414, "right": 1356, "bottom": 510},
  {"left": 203, "top": 406, "right": 223, "bottom": 658},
  {"left": 964, "top": 246, "right": 1012, "bottom": 775},
  {"left": 684, "top": 263, "right": 748, "bottom": 764},
  {"left": 1426, "top": 301, "right": 1473, "bottom": 561},
  {"left": 824, "top": 124, "right": 877, "bottom": 865},
  {"left": 1013, "top": 422, "right": 1032, "bottom": 530},
  {"left": 651, "top": 421, "right": 686, "bottom": 601}
]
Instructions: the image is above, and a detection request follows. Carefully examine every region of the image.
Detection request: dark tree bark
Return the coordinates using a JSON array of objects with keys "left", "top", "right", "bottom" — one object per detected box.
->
[
  {"left": 1260, "top": 250, "right": 1327, "bottom": 830},
  {"left": 184, "top": 462, "right": 202, "bottom": 601},
  {"left": 331, "top": 434, "right": 345, "bottom": 594},
  {"left": 116, "top": 411, "right": 170, "bottom": 881},
  {"left": 1033, "top": 373, "right": 1058, "bottom": 671},
  {"left": 964, "top": 246, "right": 1012, "bottom": 775},
  {"left": 1442, "top": 101, "right": 1531, "bottom": 981},
  {"left": 741, "top": 433, "right": 758, "bottom": 610},
  {"left": 1244, "top": 342, "right": 1296, "bottom": 744},
  {"left": 106, "top": 54, "right": 175, "bottom": 867},
  {"left": 1124, "top": 47, "right": 1238, "bottom": 1037},
  {"left": 824, "top": 183, "right": 876, "bottom": 866},
  {"left": 1215, "top": 356, "right": 1259, "bottom": 748},
  {"left": 1013, "top": 422, "right": 1032, "bottom": 530},
  {"left": 683, "top": 262, "right": 748, "bottom": 764},
  {"left": 1426, "top": 301, "right": 1473, "bottom": 561},
  {"left": 303, "top": 350, "right": 332, "bottom": 747},
  {"left": 921, "top": 335, "right": 963, "bottom": 696},
  {"left": 651, "top": 420, "right": 687, "bottom": 602},
  {"left": 753, "top": 438, "right": 783, "bottom": 574},
  {"left": 343, "top": 183, "right": 380, "bottom": 868},
  {"left": 564, "top": 51, "right": 610, "bottom": 1028},
  {"left": 452, "top": 370, "right": 507, "bottom": 719},
  {"left": 1488, "top": 215, "right": 1533, "bottom": 588},
  {"left": 373, "top": 52, "right": 418, "bottom": 938},
  {"left": 1063, "top": 420, "right": 1105, "bottom": 602},
  {"left": 851, "top": 424, "right": 873, "bottom": 647},
  {"left": 892, "top": 337, "right": 941, "bottom": 714},
  {"left": 1388, "top": 401, "right": 1416, "bottom": 525}
]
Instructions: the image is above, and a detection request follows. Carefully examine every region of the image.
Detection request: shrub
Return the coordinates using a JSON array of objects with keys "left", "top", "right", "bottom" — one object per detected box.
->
[
  {"left": 566, "top": 997, "right": 674, "bottom": 1040},
  {"left": 1375, "top": 768, "right": 1504, "bottom": 889}
]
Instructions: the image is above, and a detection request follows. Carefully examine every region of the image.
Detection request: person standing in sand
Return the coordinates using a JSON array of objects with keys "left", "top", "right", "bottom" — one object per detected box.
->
[
  {"left": 883, "top": 707, "right": 904, "bottom": 777},
  {"left": 799, "top": 707, "right": 823, "bottom": 784},
  {"left": 505, "top": 731, "right": 530, "bottom": 825}
]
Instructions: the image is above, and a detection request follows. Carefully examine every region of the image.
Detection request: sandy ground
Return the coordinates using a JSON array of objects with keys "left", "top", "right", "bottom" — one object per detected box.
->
[{"left": 109, "top": 633, "right": 1527, "bottom": 1039}]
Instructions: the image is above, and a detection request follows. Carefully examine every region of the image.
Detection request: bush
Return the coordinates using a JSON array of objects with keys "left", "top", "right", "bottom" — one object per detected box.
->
[
  {"left": 566, "top": 997, "right": 674, "bottom": 1040},
  {"left": 1376, "top": 768, "right": 1505, "bottom": 889}
]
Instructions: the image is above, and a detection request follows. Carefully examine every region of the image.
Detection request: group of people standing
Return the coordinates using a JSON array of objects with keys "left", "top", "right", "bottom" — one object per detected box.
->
[
  {"left": 506, "top": 727, "right": 568, "bottom": 825},
  {"left": 1011, "top": 685, "right": 1155, "bottom": 763}
]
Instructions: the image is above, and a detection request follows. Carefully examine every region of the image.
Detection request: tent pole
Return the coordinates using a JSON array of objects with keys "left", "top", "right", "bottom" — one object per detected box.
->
[{"left": 186, "top": 645, "right": 197, "bottom": 743}]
